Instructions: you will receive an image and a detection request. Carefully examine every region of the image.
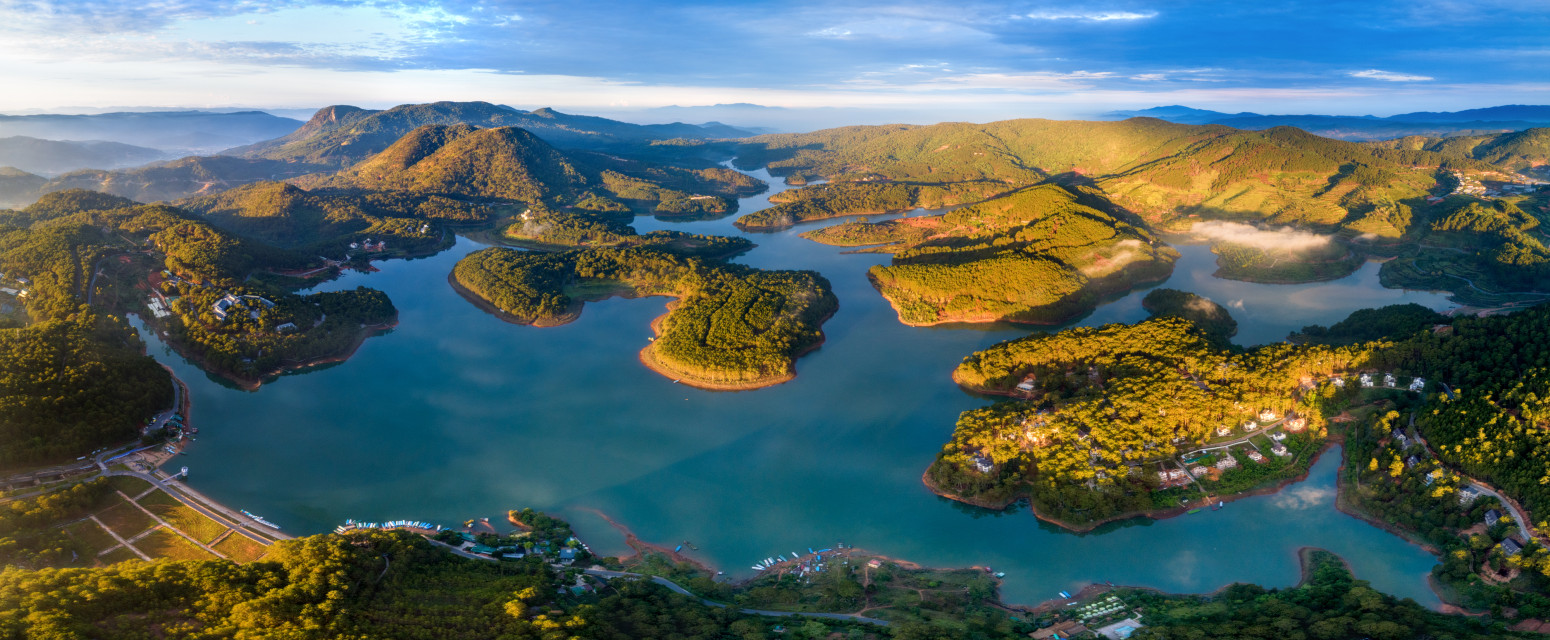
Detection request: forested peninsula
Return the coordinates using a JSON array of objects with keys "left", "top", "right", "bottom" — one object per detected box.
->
[
  {"left": 452, "top": 243, "right": 836, "bottom": 390},
  {"left": 805, "top": 184, "right": 1176, "bottom": 326}
]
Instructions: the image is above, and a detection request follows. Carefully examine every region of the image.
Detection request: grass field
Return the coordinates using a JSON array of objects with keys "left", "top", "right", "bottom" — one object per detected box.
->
[
  {"left": 64, "top": 519, "right": 120, "bottom": 556},
  {"left": 139, "top": 490, "right": 228, "bottom": 543},
  {"left": 94, "top": 497, "right": 157, "bottom": 539},
  {"left": 213, "top": 533, "right": 270, "bottom": 563},
  {"left": 106, "top": 475, "right": 153, "bottom": 496},
  {"left": 98, "top": 546, "right": 141, "bottom": 565},
  {"left": 136, "top": 528, "right": 218, "bottom": 562}
]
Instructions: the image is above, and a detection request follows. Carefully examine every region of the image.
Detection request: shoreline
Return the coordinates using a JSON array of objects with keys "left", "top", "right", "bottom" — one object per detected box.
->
[
  {"left": 150, "top": 314, "right": 400, "bottom": 392},
  {"left": 637, "top": 303, "right": 834, "bottom": 392},
  {"left": 451, "top": 272, "right": 834, "bottom": 392},
  {"left": 922, "top": 440, "right": 1340, "bottom": 534}
]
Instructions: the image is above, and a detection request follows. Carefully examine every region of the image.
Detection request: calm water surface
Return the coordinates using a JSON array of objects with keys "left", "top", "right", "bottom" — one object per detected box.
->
[{"left": 143, "top": 167, "right": 1457, "bottom": 607}]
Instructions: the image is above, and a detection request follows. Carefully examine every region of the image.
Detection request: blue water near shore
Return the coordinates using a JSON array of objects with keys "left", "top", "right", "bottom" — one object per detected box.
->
[{"left": 141, "top": 166, "right": 1458, "bottom": 607}]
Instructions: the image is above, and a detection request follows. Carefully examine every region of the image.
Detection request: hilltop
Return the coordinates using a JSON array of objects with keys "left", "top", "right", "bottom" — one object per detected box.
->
[{"left": 231, "top": 101, "right": 753, "bottom": 166}]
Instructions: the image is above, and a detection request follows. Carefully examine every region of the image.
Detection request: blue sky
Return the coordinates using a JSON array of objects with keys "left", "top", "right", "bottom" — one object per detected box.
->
[{"left": 2, "top": 0, "right": 1548, "bottom": 124}]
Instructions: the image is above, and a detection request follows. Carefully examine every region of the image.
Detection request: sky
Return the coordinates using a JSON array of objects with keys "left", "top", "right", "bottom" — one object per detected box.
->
[{"left": 2, "top": 0, "right": 1549, "bottom": 126}]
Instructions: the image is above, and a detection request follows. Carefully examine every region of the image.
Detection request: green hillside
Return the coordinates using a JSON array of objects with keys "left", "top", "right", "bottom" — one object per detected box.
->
[
  {"left": 737, "top": 118, "right": 1483, "bottom": 232},
  {"left": 1370, "top": 128, "right": 1550, "bottom": 172},
  {"left": 807, "top": 184, "right": 1175, "bottom": 325},
  {"left": 178, "top": 181, "right": 486, "bottom": 253},
  {"left": 453, "top": 243, "right": 835, "bottom": 390},
  {"left": 36, "top": 155, "right": 330, "bottom": 205}
]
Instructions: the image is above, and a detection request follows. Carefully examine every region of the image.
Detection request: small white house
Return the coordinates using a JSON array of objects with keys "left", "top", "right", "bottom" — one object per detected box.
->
[
  {"left": 1384, "top": 373, "right": 1397, "bottom": 387},
  {"left": 1242, "top": 420, "right": 1258, "bottom": 432},
  {"left": 1331, "top": 377, "right": 1346, "bottom": 388},
  {"left": 1360, "top": 373, "right": 1374, "bottom": 388},
  {"left": 1217, "top": 425, "right": 1232, "bottom": 437},
  {"left": 1409, "top": 377, "right": 1426, "bottom": 392},
  {"left": 1258, "top": 409, "right": 1277, "bottom": 421},
  {"left": 1269, "top": 431, "right": 1288, "bottom": 442},
  {"left": 1271, "top": 442, "right": 1290, "bottom": 457},
  {"left": 1215, "top": 456, "right": 1239, "bottom": 470},
  {"left": 1458, "top": 486, "right": 1482, "bottom": 504},
  {"left": 1284, "top": 417, "right": 1307, "bottom": 432}
]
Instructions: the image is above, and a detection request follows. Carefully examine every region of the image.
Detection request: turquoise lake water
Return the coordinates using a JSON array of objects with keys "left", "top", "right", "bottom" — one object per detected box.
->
[{"left": 141, "top": 166, "right": 1460, "bottom": 607}]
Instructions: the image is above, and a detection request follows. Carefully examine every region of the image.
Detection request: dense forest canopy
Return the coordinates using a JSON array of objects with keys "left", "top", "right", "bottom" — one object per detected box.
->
[
  {"left": 453, "top": 242, "right": 835, "bottom": 389},
  {"left": 805, "top": 184, "right": 1176, "bottom": 326}
]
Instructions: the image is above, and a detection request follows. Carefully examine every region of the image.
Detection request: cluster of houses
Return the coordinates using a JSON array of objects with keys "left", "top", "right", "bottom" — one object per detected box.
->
[
  {"left": 1355, "top": 372, "right": 1426, "bottom": 392},
  {"left": 349, "top": 238, "right": 388, "bottom": 252},
  {"left": 211, "top": 292, "right": 275, "bottom": 322},
  {"left": 0, "top": 272, "right": 29, "bottom": 299}
]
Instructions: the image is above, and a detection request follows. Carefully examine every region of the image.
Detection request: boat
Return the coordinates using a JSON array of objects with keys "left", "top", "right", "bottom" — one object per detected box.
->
[
  {"left": 792, "top": 550, "right": 800, "bottom": 559},
  {"left": 995, "top": 572, "right": 1006, "bottom": 578},
  {"left": 1187, "top": 508, "right": 1201, "bottom": 514},
  {"left": 752, "top": 565, "right": 763, "bottom": 571},
  {"left": 1059, "top": 591, "right": 1071, "bottom": 599},
  {"left": 675, "top": 545, "right": 683, "bottom": 552}
]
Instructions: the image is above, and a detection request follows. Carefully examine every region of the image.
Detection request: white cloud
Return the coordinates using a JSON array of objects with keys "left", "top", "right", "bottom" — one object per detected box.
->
[
  {"left": 1024, "top": 10, "right": 1157, "bottom": 21},
  {"left": 1349, "top": 69, "right": 1434, "bottom": 82},
  {"left": 1190, "top": 221, "right": 1332, "bottom": 252}
]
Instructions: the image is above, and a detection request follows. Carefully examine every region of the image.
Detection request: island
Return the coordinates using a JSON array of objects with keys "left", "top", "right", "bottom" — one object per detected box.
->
[{"left": 451, "top": 243, "right": 837, "bottom": 390}]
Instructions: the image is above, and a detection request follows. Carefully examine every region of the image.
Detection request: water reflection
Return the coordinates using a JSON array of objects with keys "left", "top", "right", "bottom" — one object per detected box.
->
[{"left": 136, "top": 165, "right": 1449, "bottom": 610}]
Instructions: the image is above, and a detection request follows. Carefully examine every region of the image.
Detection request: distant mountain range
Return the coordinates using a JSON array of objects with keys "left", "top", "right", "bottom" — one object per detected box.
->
[
  {"left": 0, "top": 110, "right": 304, "bottom": 156},
  {"left": 229, "top": 101, "right": 755, "bottom": 166},
  {"left": 0, "top": 136, "right": 167, "bottom": 176},
  {"left": 1102, "top": 105, "right": 1550, "bottom": 141}
]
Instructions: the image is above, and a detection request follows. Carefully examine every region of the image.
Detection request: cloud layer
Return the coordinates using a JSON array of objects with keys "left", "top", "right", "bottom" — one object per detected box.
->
[{"left": 0, "top": 1, "right": 1545, "bottom": 115}]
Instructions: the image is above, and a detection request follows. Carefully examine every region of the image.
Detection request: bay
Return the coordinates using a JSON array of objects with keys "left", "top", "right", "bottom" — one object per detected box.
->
[{"left": 139, "top": 166, "right": 1456, "bottom": 607}]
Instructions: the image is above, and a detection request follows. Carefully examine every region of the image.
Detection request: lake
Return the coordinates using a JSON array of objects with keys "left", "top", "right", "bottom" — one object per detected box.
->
[{"left": 140, "top": 166, "right": 1458, "bottom": 607}]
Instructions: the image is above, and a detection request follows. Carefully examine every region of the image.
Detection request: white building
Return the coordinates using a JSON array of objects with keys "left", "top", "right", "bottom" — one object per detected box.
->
[
  {"left": 1409, "top": 377, "right": 1426, "bottom": 392},
  {"left": 1360, "top": 373, "right": 1374, "bottom": 388}
]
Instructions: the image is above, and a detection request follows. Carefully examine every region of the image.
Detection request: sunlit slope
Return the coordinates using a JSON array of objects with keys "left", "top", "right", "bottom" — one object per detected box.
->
[
  {"left": 739, "top": 118, "right": 1485, "bottom": 229},
  {"left": 234, "top": 101, "right": 751, "bottom": 166},
  {"left": 1371, "top": 127, "right": 1550, "bottom": 172},
  {"left": 803, "top": 184, "right": 1175, "bottom": 325}
]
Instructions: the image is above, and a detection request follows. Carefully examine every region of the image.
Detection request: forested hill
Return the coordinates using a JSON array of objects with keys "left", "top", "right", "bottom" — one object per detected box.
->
[
  {"left": 1369, "top": 128, "right": 1550, "bottom": 172},
  {"left": 316, "top": 124, "right": 590, "bottom": 202},
  {"left": 735, "top": 117, "right": 1493, "bottom": 230},
  {"left": 230, "top": 101, "right": 753, "bottom": 166},
  {"left": 302, "top": 123, "right": 764, "bottom": 214}
]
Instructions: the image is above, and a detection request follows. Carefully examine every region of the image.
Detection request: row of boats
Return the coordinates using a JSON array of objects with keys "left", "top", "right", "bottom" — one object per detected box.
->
[
  {"left": 240, "top": 510, "right": 281, "bottom": 530},
  {"left": 334, "top": 519, "right": 443, "bottom": 534},
  {"left": 751, "top": 545, "right": 838, "bottom": 572}
]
